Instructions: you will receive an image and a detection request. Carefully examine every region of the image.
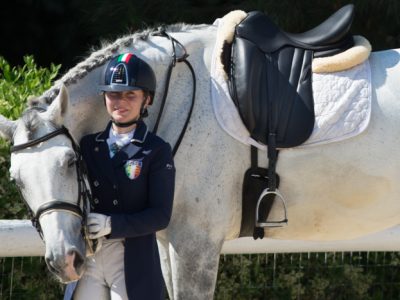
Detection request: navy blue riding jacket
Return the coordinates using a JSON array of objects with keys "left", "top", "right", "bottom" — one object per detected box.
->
[{"left": 76, "top": 120, "right": 175, "bottom": 299}]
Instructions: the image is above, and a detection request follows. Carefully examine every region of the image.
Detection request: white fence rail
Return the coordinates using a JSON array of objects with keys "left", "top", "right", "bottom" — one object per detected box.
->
[{"left": 1, "top": 220, "right": 400, "bottom": 257}]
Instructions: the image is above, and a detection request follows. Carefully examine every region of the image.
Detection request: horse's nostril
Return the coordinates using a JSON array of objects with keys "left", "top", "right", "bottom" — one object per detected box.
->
[
  {"left": 68, "top": 250, "right": 85, "bottom": 272},
  {"left": 45, "top": 257, "right": 61, "bottom": 275}
]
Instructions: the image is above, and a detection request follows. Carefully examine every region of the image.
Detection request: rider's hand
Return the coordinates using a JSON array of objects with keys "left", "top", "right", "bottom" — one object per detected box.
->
[{"left": 87, "top": 213, "right": 111, "bottom": 239}]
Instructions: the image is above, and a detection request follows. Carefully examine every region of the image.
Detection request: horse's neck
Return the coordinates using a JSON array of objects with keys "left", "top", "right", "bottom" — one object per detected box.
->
[{"left": 145, "top": 26, "right": 217, "bottom": 142}]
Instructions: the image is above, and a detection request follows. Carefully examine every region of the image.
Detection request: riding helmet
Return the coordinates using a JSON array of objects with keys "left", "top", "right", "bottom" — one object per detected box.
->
[{"left": 100, "top": 53, "right": 156, "bottom": 95}]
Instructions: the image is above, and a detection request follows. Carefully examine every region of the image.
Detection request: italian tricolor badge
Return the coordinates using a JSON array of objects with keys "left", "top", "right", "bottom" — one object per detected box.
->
[{"left": 118, "top": 53, "right": 134, "bottom": 63}]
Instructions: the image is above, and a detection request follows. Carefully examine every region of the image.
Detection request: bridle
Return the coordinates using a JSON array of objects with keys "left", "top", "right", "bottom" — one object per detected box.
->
[
  {"left": 10, "top": 107, "right": 96, "bottom": 253},
  {"left": 8, "top": 30, "right": 195, "bottom": 251},
  {"left": 151, "top": 29, "right": 196, "bottom": 156}
]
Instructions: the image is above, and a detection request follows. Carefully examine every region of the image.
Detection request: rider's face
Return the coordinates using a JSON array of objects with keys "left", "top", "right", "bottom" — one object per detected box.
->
[{"left": 104, "top": 89, "right": 149, "bottom": 125}]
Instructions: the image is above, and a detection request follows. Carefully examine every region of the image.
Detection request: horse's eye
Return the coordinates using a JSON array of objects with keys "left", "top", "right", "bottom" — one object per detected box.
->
[
  {"left": 63, "top": 150, "right": 77, "bottom": 168},
  {"left": 68, "top": 156, "right": 77, "bottom": 168}
]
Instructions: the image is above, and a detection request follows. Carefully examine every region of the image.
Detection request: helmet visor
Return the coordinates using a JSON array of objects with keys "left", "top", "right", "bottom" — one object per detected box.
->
[{"left": 99, "top": 84, "right": 143, "bottom": 92}]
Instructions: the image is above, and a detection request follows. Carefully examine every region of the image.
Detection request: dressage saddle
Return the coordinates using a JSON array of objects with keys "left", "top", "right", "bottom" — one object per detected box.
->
[
  {"left": 229, "top": 4, "right": 354, "bottom": 147},
  {"left": 226, "top": 4, "right": 355, "bottom": 238}
]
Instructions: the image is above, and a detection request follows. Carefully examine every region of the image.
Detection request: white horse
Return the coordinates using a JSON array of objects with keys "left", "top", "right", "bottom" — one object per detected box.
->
[{"left": 1, "top": 18, "right": 400, "bottom": 298}]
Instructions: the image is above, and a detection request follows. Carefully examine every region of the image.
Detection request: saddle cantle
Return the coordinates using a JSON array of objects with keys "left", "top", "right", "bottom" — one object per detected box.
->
[{"left": 229, "top": 4, "right": 355, "bottom": 147}]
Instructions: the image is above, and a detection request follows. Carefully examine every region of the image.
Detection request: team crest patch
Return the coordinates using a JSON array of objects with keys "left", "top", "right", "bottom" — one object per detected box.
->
[{"left": 125, "top": 160, "right": 142, "bottom": 180}]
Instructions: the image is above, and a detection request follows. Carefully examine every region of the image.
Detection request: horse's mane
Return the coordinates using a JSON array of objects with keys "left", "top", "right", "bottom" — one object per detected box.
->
[{"left": 36, "top": 23, "right": 207, "bottom": 106}]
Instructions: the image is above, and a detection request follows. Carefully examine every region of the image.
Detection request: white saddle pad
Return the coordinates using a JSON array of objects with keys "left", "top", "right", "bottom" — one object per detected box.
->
[{"left": 210, "top": 20, "right": 372, "bottom": 150}]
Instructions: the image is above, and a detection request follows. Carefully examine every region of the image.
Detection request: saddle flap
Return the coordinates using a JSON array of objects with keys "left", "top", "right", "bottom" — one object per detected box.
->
[{"left": 230, "top": 37, "right": 315, "bottom": 147}]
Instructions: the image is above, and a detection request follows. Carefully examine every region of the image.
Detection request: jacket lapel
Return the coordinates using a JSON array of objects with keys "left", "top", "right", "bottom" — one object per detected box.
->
[
  {"left": 111, "top": 143, "right": 142, "bottom": 168},
  {"left": 93, "top": 121, "right": 149, "bottom": 178},
  {"left": 111, "top": 121, "right": 148, "bottom": 167}
]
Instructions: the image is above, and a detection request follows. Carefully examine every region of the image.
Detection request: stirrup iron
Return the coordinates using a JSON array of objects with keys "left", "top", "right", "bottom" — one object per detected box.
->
[{"left": 255, "top": 188, "right": 288, "bottom": 227}]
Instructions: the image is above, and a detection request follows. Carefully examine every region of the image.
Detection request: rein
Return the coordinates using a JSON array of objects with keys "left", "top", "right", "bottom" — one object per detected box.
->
[
  {"left": 151, "top": 30, "right": 196, "bottom": 156},
  {"left": 10, "top": 110, "right": 96, "bottom": 253}
]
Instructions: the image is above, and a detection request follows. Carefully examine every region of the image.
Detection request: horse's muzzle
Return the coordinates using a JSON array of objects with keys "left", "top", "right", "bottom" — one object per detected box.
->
[{"left": 45, "top": 249, "right": 85, "bottom": 283}]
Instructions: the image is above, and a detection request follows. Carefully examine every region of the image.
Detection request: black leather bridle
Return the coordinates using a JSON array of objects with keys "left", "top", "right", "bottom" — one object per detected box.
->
[
  {"left": 151, "top": 29, "right": 196, "bottom": 156},
  {"left": 10, "top": 109, "right": 93, "bottom": 248},
  {"left": 9, "top": 31, "right": 194, "bottom": 247}
]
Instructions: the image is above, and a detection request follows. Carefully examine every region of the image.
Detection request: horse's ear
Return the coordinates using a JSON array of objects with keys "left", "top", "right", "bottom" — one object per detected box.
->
[
  {"left": 0, "top": 115, "right": 17, "bottom": 141},
  {"left": 44, "top": 84, "right": 69, "bottom": 126}
]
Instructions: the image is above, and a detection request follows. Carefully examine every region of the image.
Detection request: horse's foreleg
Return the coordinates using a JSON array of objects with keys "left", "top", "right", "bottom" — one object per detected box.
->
[
  {"left": 157, "top": 234, "right": 174, "bottom": 298},
  {"left": 168, "top": 226, "right": 223, "bottom": 300}
]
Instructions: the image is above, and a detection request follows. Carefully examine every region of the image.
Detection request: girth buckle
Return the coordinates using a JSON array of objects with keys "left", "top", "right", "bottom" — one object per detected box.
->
[{"left": 255, "top": 188, "right": 288, "bottom": 227}]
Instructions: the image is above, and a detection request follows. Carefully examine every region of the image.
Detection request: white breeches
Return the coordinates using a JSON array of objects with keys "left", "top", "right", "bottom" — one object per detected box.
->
[{"left": 74, "top": 239, "right": 128, "bottom": 300}]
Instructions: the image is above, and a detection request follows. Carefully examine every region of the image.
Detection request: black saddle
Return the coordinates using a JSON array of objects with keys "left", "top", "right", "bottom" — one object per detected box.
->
[
  {"left": 228, "top": 4, "right": 355, "bottom": 147},
  {"left": 226, "top": 5, "right": 356, "bottom": 238}
]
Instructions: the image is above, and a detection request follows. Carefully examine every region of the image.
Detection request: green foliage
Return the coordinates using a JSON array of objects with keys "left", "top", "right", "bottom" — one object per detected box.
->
[
  {"left": 0, "top": 257, "right": 64, "bottom": 299},
  {"left": 0, "top": 56, "right": 60, "bottom": 120},
  {"left": 0, "top": 56, "right": 60, "bottom": 219},
  {"left": 215, "top": 252, "right": 400, "bottom": 299},
  {"left": 3, "top": 252, "right": 399, "bottom": 299}
]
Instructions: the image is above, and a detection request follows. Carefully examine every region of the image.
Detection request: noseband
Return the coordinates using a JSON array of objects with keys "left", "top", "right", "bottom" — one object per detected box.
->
[{"left": 10, "top": 109, "right": 93, "bottom": 251}]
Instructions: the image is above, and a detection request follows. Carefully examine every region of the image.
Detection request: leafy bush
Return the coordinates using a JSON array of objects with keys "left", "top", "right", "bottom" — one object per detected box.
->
[
  {"left": 215, "top": 252, "right": 400, "bottom": 300},
  {"left": 0, "top": 257, "right": 64, "bottom": 300}
]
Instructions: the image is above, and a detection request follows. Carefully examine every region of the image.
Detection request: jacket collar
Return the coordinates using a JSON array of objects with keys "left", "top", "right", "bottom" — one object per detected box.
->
[{"left": 95, "top": 120, "right": 148, "bottom": 145}]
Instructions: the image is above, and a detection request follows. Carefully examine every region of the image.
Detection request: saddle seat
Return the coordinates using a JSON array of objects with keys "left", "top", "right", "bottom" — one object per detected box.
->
[
  {"left": 239, "top": 4, "right": 354, "bottom": 56},
  {"left": 229, "top": 4, "right": 355, "bottom": 147}
]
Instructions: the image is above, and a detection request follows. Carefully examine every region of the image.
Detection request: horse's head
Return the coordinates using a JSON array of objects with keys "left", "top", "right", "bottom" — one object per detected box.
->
[{"left": 0, "top": 85, "right": 86, "bottom": 283}]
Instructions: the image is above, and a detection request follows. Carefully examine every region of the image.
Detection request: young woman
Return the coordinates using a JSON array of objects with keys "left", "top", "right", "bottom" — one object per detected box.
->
[{"left": 66, "top": 53, "right": 175, "bottom": 300}]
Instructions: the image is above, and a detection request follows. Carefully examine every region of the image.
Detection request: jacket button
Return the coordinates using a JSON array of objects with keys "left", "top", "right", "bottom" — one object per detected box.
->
[
  {"left": 94, "top": 198, "right": 99, "bottom": 204},
  {"left": 113, "top": 199, "right": 118, "bottom": 205},
  {"left": 93, "top": 181, "right": 100, "bottom": 187}
]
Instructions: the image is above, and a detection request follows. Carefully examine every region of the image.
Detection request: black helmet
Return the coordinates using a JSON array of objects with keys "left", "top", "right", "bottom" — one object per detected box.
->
[{"left": 100, "top": 53, "right": 156, "bottom": 94}]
